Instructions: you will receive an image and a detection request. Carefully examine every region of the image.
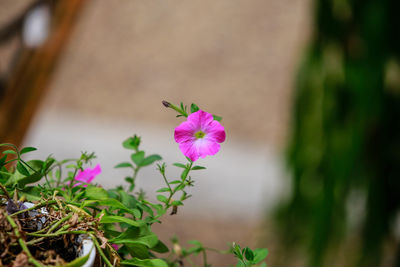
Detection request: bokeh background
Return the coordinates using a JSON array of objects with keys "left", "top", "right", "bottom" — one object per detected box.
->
[{"left": 1, "top": 0, "right": 399, "bottom": 266}]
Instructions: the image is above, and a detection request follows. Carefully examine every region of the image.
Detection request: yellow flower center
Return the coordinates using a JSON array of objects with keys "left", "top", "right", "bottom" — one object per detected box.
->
[{"left": 194, "top": 130, "right": 206, "bottom": 139}]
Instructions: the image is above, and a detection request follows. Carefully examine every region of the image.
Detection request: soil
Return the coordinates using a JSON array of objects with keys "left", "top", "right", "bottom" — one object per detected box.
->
[{"left": 0, "top": 201, "right": 81, "bottom": 266}]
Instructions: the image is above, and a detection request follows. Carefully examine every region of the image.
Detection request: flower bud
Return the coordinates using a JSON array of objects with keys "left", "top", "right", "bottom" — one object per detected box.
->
[{"left": 162, "top": 100, "right": 171, "bottom": 108}]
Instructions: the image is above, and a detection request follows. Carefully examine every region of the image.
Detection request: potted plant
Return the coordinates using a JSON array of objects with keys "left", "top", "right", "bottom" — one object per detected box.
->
[{"left": 0, "top": 101, "right": 268, "bottom": 266}]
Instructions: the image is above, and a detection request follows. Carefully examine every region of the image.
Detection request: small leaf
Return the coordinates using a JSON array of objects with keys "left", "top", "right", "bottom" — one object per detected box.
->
[
  {"left": 191, "top": 165, "right": 206, "bottom": 170},
  {"left": 174, "top": 183, "right": 185, "bottom": 191},
  {"left": 16, "top": 162, "right": 30, "bottom": 176},
  {"left": 156, "top": 194, "right": 168, "bottom": 203},
  {"left": 0, "top": 155, "right": 7, "bottom": 168},
  {"left": 123, "top": 135, "right": 141, "bottom": 150},
  {"left": 100, "top": 215, "right": 144, "bottom": 227},
  {"left": 190, "top": 103, "right": 200, "bottom": 113},
  {"left": 121, "top": 258, "right": 168, "bottom": 267},
  {"left": 151, "top": 240, "right": 169, "bottom": 253},
  {"left": 85, "top": 186, "right": 108, "bottom": 200},
  {"left": 115, "top": 162, "right": 133, "bottom": 168},
  {"left": 213, "top": 115, "right": 222, "bottom": 121},
  {"left": 156, "top": 187, "right": 171, "bottom": 193},
  {"left": 171, "top": 200, "right": 183, "bottom": 206},
  {"left": 244, "top": 247, "right": 254, "bottom": 261},
  {"left": 66, "top": 248, "right": 90, "bottom": 267},
  {"left": 125, "top": 177, "right": 134, "bottom": 183},
  {"left": 252, "top": 248, "right": 269, "bottom": 264},
  {"left": 140, "top": 154, "right": 162, "bottom": 167},
  {"left": 169, "top": 180, "right": 181, "bottom": 184},
  {"left": 20, "top": 147, "right": 37, "bottom": 155},
  {"left": 173, "top": 163, "right": 186, "bottom": 169},
  {"left": 3, "top": 150, "right": 17, "bottom": 155},
  {"left": 131, "top": 151, "right": 145, "bottom": 166}
]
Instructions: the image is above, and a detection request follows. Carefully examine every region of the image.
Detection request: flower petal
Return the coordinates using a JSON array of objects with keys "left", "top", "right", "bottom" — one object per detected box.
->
[
  {"left": 195, "top": 139, "right": 220, "bottom": 159},
  {"left": 187, "top": 110, "right": 214, "bottom": 130},
  {"left": 179, "top": 141, "right": 200, "bottom": 161},
  {"left": 204, "top": 120, "right": 226, "bottom": 143},
  {"left": 174, "top": 121, "right": 196, "bottom": 143}
]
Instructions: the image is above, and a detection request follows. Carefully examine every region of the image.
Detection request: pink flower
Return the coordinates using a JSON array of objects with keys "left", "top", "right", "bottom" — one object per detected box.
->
[
  {"left": 74, "top": 164, "right": 101, "bottom": 187},
  {"left": 174, "top": 110, "right": 226, "bottom": 161},
  {"left": 111, "top": 244, "right": 119, "bottom": 250}
]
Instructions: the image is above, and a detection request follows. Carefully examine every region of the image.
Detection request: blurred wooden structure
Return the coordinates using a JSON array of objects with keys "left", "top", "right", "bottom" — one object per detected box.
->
[{"left": 0, "top": 0, "right": 87, "bottom": 148}]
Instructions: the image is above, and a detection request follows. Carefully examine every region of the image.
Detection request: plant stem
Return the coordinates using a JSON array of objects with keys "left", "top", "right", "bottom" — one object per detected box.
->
[
  {"left": 0, "top": 183, "right": 10, "bottom": 199},
  {"left": 4, "top": 211, "right": 46, "bottom": 267},
  {"left": 11, "top": 200, "right": 57, "bottom": 216},
  {"left": 27, "top": 230, "right": 88, "bottom": 237},
  {"left": 166, "top": 162, "right": 192, "bottom": 209},
  {"left": 89, "top": 233, "right": 113, "bottom": 267}
]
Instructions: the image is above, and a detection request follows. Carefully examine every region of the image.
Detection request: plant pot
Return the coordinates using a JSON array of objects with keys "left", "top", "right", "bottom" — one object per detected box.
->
[{"left": 22, "top": 202, "right": 96, "bottom": 266}]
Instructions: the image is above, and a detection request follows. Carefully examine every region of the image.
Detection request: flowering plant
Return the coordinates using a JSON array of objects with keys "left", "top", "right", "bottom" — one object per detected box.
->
[{"left": 0, "top": 101, "right": 268, "bottom": 266}]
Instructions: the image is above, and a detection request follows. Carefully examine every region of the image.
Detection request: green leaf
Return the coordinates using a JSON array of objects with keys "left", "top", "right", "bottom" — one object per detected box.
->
[
  {"left": 85, "top": 186, "right": 108, "bottom": 200},
  {"left": 180, "top": 168, "right": 189, "bottom": 179},
  {"left": 125, "top": 243, "right": 150, "bottom": 259},
  {"left": 213, "top": 115, "right": 222, "bottom": 121},
  {"left": 0, "top": 155, "right": 7, "bottom": 168},
  {"left": 156, "top": 195, "right": 168, "bottom": 203},
  {"left": 2, "top": 150, "right": 17, "bottom": 155},
  {"left": 171, "top": 200, "right": 183, "bottom": 206},
  {"left": 16, "top": 162, "right": 30, "bottom": 176},
  {"left": 156, "top": 187, "right": 171, "bottom": 193},
  {"left": 169, "top": 180, "right": 181, "bottom": 184},
  {"left": 140, "top": 154, "right": 162, "bottom": 167},
  {"left": 244, "top": 247, "right": 254, "bottom": 261},
  {"left": 252, "top": 248, "right": 269, "bottom": 264},
  {"left": 123, "top": 135, "right": 141, "bottom": 150},
  {"left": 131, "top": 151, "right": 145, "bottom": 165},
  {"left": 109, "top": 226, "right": 158, "bottom": 248},
  {"left": 173, "top": 163, "right": 186, "bottom": 168},
  {"left": 121, "top": 258, "right": 168, "bottom": 267},
  {"left": 66, "top": 249, "right": 90, "bottom": 267},
  {"left": 20, "top": 147, "right": 37, "bottom": 155},
  {"left": 151, "top": 240, "right": 169, "bottom": 253},
  {"left": 115, "top": 162, "right": 133, "bottom": 168},
  {"left": 191, "top": 165, "right": 206, "bottom": 170},
  {"left": 174, "top": 183, "right": 185, "bottom": 191},
  {"left": 190, "top": 103, "right": 200, "bottom": 113},
  {"left": 100, "top": 215, "right": 144, "bottom": 227},
  {"left": 17, "top": 173, "right": 43, "bottom": 187}
]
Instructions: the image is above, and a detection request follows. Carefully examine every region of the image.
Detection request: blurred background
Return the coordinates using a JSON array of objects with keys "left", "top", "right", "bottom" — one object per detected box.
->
[{"left": 1, "top": 0, "right": 399, "bottom": 266}]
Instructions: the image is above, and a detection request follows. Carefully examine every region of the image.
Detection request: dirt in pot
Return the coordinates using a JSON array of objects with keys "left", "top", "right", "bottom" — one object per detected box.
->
[{"left": 0, "top": 200, "right": 96, "bottom": 266}]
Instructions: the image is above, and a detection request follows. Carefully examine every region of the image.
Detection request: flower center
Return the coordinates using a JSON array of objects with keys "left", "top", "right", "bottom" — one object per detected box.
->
[{"left": 194, "top": 130, "right": 206, "bottom": 139}]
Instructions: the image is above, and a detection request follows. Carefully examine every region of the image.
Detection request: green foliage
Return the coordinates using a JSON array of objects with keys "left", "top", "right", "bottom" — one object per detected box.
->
[
  {"left": 277, "top": 0, "right": 400, "bottom": 266},
  {"left": 0, "top": 101, "right": 265, "bottom": 266}
]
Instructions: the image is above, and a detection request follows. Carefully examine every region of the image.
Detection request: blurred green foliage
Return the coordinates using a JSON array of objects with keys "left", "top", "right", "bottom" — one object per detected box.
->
[{"left": 276, "top": 0, "right": 400, "bottom": 266}]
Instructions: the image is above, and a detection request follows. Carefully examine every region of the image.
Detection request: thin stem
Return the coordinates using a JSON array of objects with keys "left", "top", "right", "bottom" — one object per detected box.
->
[
  {"left": 0, "top": 183, "right": 10, "bottom": 199},
  {"left": 168, "top": 103, "right": 188, "bottom": 117},
  {"left": 89, "top": 233, "right": 113, "bottom": 267},
  {"left": 11, "top": 200, "right": 57, "bottom": 216},
  {"left": 166, "top": 162, "right": 192, "bottom": 209},
  {"left": 202, "top": 249, "right": 208, "bottom": 267},
  {"left": 27, "top": 230, "right": 88, "bottom": 237},
  {"left": 4, "top": 211, "right": 46, "bottom": 267}
]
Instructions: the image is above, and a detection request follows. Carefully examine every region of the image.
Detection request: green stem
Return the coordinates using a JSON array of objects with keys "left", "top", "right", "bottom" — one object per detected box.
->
[
  {"left": 168, "top": 103, "right": 188, "bottom": 117},
  {"left": 89, "top": 233, "right": 113, "bottom": 267},
  {"left": 4, "top": 211, "right": 46, "bottom": 267},
  {"left": 27, "top": 230, "right": 87, "bottom": 237},
  {"left": 202, "top": 249, "right": 208, "bottom": 267},
  {"left": 166, "top": 162, "right": 192, "bottom": 209},
  {"left": 11, "top": 200, "right": 57, "bottom": 216}
]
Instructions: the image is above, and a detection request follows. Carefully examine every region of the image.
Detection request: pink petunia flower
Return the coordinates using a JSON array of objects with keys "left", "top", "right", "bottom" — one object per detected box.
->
[
  {"left": 174, "top": 110, "right": 226, "bottom": 161},
  {"left": 74, "top": 164, "right": 101, "bottom": 187}
]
